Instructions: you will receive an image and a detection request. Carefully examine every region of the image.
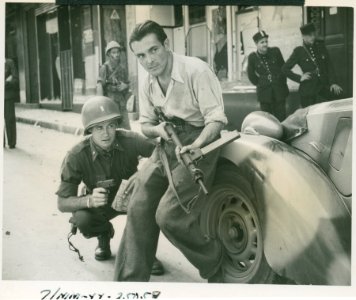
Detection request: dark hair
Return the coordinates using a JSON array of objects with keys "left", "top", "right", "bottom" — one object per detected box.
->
[{"left": 129, "top": 20, "right": 167, "bottom": 51}]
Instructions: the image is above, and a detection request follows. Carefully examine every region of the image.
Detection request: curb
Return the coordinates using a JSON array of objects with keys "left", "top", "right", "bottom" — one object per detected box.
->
[{"left": 16, "top": 117, "right": 83, "bottom": 136}]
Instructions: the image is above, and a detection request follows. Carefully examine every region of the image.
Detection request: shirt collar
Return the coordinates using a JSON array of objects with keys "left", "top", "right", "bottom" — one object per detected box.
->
[
  {"left": 89, "top": 134, "right": 124, "bottom": 161},
  {"left": 171, "top": 53, "right": 184, "bottom": 84},
  {"left": 149, "top": 51, "right": 184, "bottom": 85}
]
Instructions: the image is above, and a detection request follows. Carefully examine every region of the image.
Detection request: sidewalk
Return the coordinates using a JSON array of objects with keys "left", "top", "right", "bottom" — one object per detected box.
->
[{"left": 15, "top": 104, "right": 141, "bottom": 135}]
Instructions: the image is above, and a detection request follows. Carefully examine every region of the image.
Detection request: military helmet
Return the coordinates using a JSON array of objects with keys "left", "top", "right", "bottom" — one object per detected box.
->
[
  {"left": 81, "top": 96, "right": 121, "bottom": 135},
  {"left": 105, "top": 41, "right": 122, "bottom": 56}
]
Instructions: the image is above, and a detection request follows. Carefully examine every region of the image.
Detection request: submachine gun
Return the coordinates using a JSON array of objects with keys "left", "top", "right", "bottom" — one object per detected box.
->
[{"left": 154, "top": 107, "right": 240, "bottom": 195}]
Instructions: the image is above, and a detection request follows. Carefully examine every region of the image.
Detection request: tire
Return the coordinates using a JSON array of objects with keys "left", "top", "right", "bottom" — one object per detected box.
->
[{"left": 201, "top": 163, "right": 276, "bottom": 283}]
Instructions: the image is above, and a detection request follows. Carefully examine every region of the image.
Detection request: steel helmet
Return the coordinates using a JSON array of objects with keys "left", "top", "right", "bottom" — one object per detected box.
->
[
  {"left": 81, "top": 96, "right": 122, "bottom": 135},
  {"left": 105, "top": 41, "right": 122, "bottom": 56}
]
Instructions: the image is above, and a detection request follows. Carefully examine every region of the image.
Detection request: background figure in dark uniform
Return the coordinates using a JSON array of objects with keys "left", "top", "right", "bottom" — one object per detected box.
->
[
  {"left": 4, "top": 58, "right": 18, "bottom": 149},
  {"left": 97, "top": 41, "right": 131, "bottom": 129},
  {"left": 282, "top": 23, "right": 343, "bottom": 108},
  {"left": 247, "top": 31, "right": 289, "bottom": 121}
]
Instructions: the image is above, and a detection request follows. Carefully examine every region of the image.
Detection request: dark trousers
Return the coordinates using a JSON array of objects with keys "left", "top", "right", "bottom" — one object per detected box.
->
[
  {"left": 258, "top": 88, "right": 287, "bottom": 122},
  {"left": 113, "top": 127, "right": 222, "bottom": 281},
  {"left": 4, "top": 99, "right": 16, "bottom": 147},
  {"left": 70, "top": 206, "right": 120, "bottom": 238},
  {"left": 300, "top": 86, "right": 334, "bottom": 108},
  {"left": 260, "top": 101, "right": 286, "bottom": 122}
]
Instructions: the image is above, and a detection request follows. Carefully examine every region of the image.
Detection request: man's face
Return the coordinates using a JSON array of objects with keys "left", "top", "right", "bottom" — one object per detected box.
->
[
  {"left": 109, "top": 48, "right": 121, "bottom": 62},
  {"left": 90, "top": 120, "right": 117, "bottom": 151},
  {"left": 131, "top": 33, "right": 170, "bottom": 77},
  {"left": 303, "top": 32, "right": 316, "bottom": 45},
  {"left": 256, "top": 37, "right": 268, "bottom": 53}
]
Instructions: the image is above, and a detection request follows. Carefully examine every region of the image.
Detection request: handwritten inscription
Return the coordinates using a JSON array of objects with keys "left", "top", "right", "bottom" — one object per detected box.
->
[{"left": 41, "top": 288, "right": 161, "bottom": 300}]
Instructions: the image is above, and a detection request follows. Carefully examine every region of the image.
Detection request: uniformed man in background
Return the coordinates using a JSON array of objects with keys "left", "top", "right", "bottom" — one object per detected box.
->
[
  {"left": 97, "top": 41, "right": 131, "bottom": 129},
  {"left": 247, "top": 30, "right": 289, "bottom": 121},
  {"left": 4, "top": 57, "right": 18, "bottom": 149},
  {"left": 282, "top": 23, "right": 343, "bottom": 108}
]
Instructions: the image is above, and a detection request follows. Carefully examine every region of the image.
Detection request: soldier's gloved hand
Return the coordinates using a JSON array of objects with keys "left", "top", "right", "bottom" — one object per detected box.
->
[
  {"left": 89, "top": 187, "right": 108, "bottom": 208},
  {"left": 300, "top": 72, "right": 312, "bottom": 82},
  {"left": 155, "top": 122, "right": 171, "bottom": 141},
  {"left": 330, "top": 84, "right": 343, "bottom": 95}
]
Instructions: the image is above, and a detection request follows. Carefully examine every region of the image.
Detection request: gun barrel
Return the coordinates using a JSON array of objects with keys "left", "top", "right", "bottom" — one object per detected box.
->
[
  {"left": 198, "top": 179, "right": 209, "bottom": 195},
  {"left": 154, "top": 107, "right": 209, "bottom": 194}
]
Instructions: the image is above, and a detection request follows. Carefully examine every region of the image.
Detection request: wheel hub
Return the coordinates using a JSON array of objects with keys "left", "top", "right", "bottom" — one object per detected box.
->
[
  {"left": 214, "top": 193, "right": 261, "bottom": 277},
  {"left": 219, "top": 212, "right": 247, "bottom": 254}
]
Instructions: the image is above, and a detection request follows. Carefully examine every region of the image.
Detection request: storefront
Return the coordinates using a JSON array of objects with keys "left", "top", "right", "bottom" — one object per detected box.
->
[
  {"left": 5, "top": 4, "right": 353, "bottom": 112},
  {"left": 5, "top": 3, "right": 128, "bottom": 111}
]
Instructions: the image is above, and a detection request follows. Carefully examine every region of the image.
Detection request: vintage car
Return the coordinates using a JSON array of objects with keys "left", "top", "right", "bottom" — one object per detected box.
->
[{"left": 200, "top": 98, "right": 352, "bottom": 285}]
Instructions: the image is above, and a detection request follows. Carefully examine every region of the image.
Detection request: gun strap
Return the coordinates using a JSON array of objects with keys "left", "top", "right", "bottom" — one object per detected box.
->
[
  {"left": 67, "top": 231, "right": 84, "bottom": 262},
  {"left": 158, "top": 144, "right": 191, "bottom": 214}
]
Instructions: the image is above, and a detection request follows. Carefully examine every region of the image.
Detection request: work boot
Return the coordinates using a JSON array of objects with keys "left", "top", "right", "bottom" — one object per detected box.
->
[
  {"left": 95, "top": 227, "right": 115, "bottom": 261},
  {"left": 151, "top": 257, "right": 165, "bottom": 276}
]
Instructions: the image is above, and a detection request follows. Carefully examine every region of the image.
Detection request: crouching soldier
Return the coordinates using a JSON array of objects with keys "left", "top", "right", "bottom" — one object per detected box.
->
[{"left": 56, "top": 96, "right": 164, "bottom": 275}]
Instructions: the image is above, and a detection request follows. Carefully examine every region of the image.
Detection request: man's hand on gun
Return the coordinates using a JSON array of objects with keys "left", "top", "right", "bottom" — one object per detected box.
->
[
  {"left": 155, "top": 122, "right": 171, "bottom": 141},
  {"left": 88, "top": 187, "right": 108, "bottom": 208},
  {"left": 175, "top": 144, "right": 198, "bottom": 165}
]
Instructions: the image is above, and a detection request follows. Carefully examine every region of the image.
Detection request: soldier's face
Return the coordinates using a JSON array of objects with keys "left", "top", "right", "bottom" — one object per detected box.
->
[
  {"left": 303, "top": 33, "right": 316, "bottom": 45},
  {"left": 256, "top": 37, "right": 268, "bottom": 53},
  {"left": 131, "top": 33, "right": 170, "bottom": 77},
  {"left": 109, "top": 48, "right": 121, "bottom": 62},
  {"left": 91, "top": 120, "right": 117, "bottom": 151}
]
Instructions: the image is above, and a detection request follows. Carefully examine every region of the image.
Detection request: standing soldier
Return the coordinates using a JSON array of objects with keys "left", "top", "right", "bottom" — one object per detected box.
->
[
  {"left": 97, "top": 41, "right": 131, "bottom": 129},
  {"left": 56, "top": 96, "right": 164, "bottom": 275},
  {"left": 282, "top": 23, "right": 343, "bottom": 108},
  {"left": 247, "top": 30, "right": 289, "bottom": 121},
  {"left": 4, "top": 57, "right": 18, "bottom": 149}
]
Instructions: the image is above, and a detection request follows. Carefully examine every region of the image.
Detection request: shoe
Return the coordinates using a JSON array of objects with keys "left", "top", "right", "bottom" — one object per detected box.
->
[
  {"left": 9, "top": 145, "right": 15, "bottom": 149},
  {"left": 95, "top": 226, "right": 115, "bottom": 261},
  {"left": 151, "top": 257, "right": 164, "bottom": 276},
  {"left": 208, "top": 267, "right": 224, "bottom": 283}
]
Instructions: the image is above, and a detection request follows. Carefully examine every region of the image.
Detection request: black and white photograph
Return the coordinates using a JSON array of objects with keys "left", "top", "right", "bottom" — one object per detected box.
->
[{"left": 1, "top": 0, "right": 355, "bottom": 299}]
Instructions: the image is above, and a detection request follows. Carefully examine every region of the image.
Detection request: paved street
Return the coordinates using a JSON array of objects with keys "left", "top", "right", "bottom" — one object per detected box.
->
[{"left": 2, "top": 123, "right": 204, "bottom": 283}]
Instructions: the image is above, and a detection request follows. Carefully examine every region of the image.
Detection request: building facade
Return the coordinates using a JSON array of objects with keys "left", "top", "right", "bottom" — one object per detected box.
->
[{"left": 5, "top": 4, "right": 353, "bottom": 112}]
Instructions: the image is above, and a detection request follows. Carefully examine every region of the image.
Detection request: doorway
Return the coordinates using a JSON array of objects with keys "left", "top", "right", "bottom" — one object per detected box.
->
[
  {"left": 308, "top": 7, "right": 354, "bottom": 98},
  {"left": 36, "top": 10, "right": 61, "bottom": 101}
]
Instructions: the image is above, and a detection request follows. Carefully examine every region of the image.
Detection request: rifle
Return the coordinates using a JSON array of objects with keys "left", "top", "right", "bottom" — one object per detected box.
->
[{"left": 154, "top": 107, "right": 239, "bottom": 195}]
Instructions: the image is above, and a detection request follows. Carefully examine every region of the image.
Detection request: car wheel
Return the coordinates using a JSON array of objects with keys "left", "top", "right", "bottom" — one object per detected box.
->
[{"left": 201, "top": 164, "right": 276, "bottom": 283}]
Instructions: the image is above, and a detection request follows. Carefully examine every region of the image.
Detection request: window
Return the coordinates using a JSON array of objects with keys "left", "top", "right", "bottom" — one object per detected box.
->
[{"left": 189, "top": 6, "right": 206, "bottom": 25}]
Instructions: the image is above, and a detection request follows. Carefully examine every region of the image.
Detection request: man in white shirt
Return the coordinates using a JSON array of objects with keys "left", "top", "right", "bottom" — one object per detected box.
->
[{"left": 113, "top": 20, "right": 227, "bottom": 282}]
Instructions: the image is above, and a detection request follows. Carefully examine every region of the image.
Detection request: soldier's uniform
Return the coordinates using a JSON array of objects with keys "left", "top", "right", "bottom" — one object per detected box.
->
[
  {"left": 56, "top": 97, "right": 166, "bottom": 275},
  {"left": 4, "top": 58, "right": 18, "bottom": 148},
  {"left": 97, "top": 41, "right": 131, "bottom": 129},
  {"left": 282, "top": 23, "right": 339, "bottom": 108},
  {"left": 247, "top": 31, "right": 289, "bottom": 121}
]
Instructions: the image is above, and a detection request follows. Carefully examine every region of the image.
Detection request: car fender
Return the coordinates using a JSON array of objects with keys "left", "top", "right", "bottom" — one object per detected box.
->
[{"left": 218, "top": 133, "right": 351, "bottom": 285}]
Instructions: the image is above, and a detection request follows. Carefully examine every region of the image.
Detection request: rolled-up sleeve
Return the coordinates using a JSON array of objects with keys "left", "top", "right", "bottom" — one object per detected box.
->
[
  {"left": 139, "top": 78, "right": 159, "bottom": 125},
  {"left": 194, "top": 70, "right": 228, "bottom": 126},
  {"left": 56, "top": 152, "right": 82, "bottom": 198}
]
